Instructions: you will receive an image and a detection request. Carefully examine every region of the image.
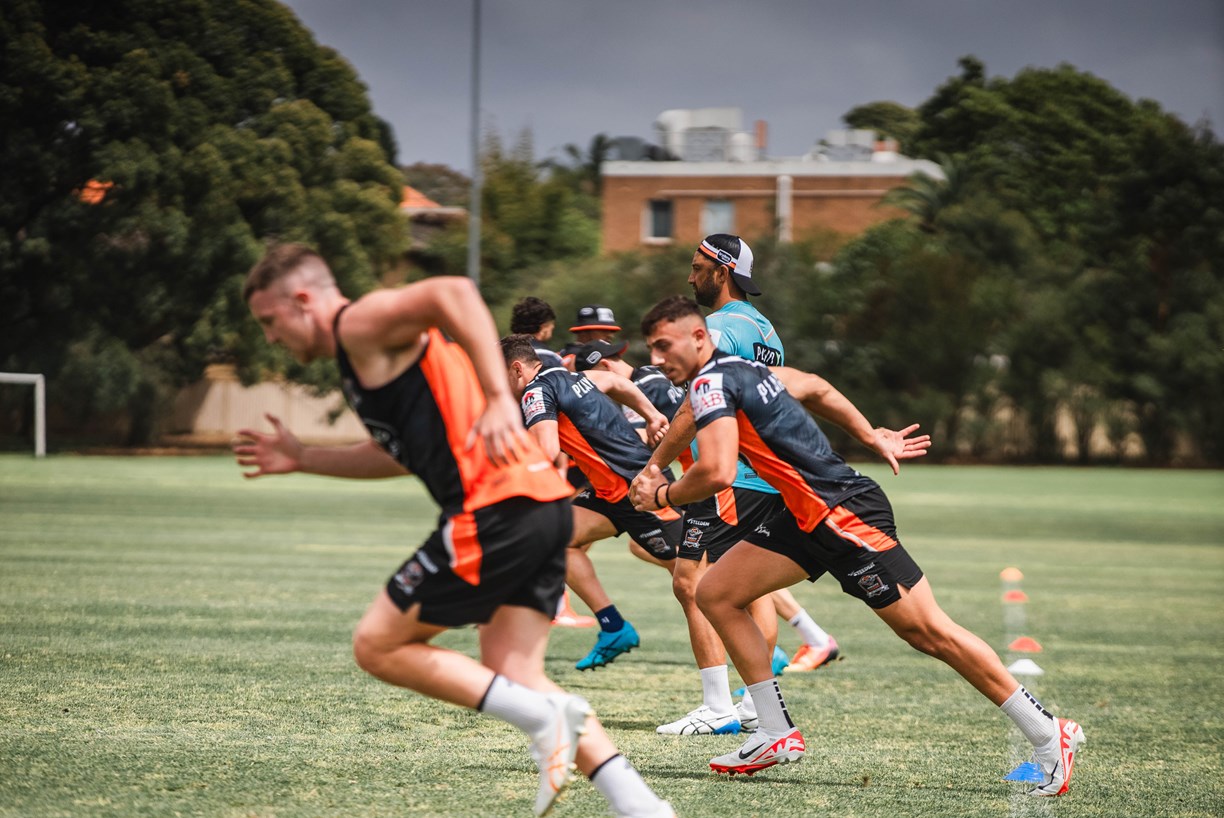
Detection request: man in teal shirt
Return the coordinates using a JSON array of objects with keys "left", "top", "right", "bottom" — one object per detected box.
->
[{"left": 650, "top": 234, "right": 841, "bottom": 736}]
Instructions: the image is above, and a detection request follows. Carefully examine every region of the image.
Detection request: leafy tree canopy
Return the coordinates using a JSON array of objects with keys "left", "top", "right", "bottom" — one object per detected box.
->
[{"left": 0, "top": 0, "right": 406, "bottom": 441}]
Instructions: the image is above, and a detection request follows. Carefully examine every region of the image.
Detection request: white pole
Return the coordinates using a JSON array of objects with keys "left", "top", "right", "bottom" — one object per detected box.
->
[{"left": 34, "top": 374, "right": 45, "bottom": 458}]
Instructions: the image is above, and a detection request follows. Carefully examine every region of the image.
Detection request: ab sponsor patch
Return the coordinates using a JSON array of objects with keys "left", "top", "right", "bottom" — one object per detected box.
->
[
  {"left": 522, "top": 387, "right": 547, "bottom": 422},
  {"left": 689, "top": 372, "right": 727, "bottom": 420}
]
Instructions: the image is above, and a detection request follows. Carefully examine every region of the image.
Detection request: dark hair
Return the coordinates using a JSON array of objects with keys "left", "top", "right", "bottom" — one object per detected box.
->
[
  {"left": 243, "top": 243, "right": 330, "bottom": 302},
  {"left": 510, "top": 296, "right": 556, "bottom": 334},
  {"left": 640, "top": 295, "right": 704, "bottom": 337},
  {"left": 499, "top": 334, "right": 541, "bottom": 365}
]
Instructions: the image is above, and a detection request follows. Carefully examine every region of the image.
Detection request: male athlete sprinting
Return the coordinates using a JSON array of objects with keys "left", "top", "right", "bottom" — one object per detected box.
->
[
  {"left": 233, "top": 244, "right": 674, "bottom": 817},
  {"left": 502, "top": 335, "right": 682, "bottom": 671},
  {"left": 633, "top": 296, "right": 1084, "bottom": 795}
]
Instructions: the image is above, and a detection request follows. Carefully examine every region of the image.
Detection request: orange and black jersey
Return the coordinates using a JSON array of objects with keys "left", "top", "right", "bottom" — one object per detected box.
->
[
  {"left": 521, "top": 366, "right": 653, "bottom": 503},
  {"left": 689, "top": 355, "right": 877, "bottom": 532},
  {"left": 336, "top": 324, "right": 572, "bottom": 519}
]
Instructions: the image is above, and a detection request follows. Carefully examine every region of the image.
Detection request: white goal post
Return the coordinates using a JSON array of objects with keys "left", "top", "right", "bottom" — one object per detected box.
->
[{"left": 0, "top": 372, "right": 46, "bottom": 457}]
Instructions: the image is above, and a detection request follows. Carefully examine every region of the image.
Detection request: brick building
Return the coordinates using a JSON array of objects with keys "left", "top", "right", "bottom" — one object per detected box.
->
[{"left": 600, "top": 110, "right": 942, "bottom": 252}]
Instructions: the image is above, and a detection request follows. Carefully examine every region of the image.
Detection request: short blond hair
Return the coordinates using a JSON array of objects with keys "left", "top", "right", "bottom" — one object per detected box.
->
[{"left": 243, "top": 243, "right": 336, "bottom": 302}]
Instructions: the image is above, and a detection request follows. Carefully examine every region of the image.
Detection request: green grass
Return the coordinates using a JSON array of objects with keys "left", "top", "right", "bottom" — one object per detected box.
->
[{"left": 1, "top": 456, "right": 1222, "bottom": 817}]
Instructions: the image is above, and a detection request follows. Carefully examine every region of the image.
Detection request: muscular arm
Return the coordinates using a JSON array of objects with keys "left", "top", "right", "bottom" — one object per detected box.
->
[
  {"left": 234, "top": 414, "right": 407, "bottom": 479},
  {"left": 644, "top": 398, "right": 696, "bottom": 469},
  {"left": 771, "top": 366, "right": 930, "bottom": 475},
  {"left": 338, "top": 277, "right": 529, "bottom": 464},
  {"left": 631, "top": 416, "right": 737, "bottom": 510},
  {"left": 584, "top": 369, "right": 669, "bottom": 445},
  {"left": 527, "top": 418, "right": 561, "bottom": 463}
]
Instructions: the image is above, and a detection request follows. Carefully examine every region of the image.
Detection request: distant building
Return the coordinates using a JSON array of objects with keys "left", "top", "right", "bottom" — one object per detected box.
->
[{"left": 601, "top": 109, "right": 942, "bottom": 252}]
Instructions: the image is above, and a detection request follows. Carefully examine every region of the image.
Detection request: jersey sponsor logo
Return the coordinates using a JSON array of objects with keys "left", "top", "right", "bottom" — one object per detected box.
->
[
  {"left": 522, "top": 388, "right": 547, "bottom": 422},
  {"left": 690, "top": 373, "right": 727, "bottom": 420},
  {"left": 392, "top": 557, "right": 428, "bottom": 597},
  {"left": 754, "top": 522, "right": 772, "bottom": 537},
  {"left": 683, "top": 526, "right": 704, "bottom": 549},
  {"left": 752, "top": 343, "right": 782, "bottom": 366},
  {"left": 857, "top": 572, "right": 890, "bottom": 598}
]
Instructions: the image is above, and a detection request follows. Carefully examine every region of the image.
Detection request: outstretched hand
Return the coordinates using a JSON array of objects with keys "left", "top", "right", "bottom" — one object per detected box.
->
[
  {"left": 233, "top": 414, "right": 303, "bottom": 478},
  {"left": 467, "top": 393, "right": 531, "bottom": 467},
  {"left": 871, "top": 423, "right": 931, "bottom": 475}
]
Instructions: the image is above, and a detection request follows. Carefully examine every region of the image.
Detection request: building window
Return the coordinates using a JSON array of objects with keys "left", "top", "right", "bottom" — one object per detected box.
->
[
  {"left": 645, "top": 199, "right": 673, "bottom": 241},
  {"left": 702, "top": 199, "right": 735, "bottom": 235}
]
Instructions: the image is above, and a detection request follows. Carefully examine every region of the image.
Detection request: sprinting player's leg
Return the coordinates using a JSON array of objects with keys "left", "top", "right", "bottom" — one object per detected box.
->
[
  {"left": 566, "top": 493, "right": 680, "bottom": 671},
  {"left": 695, "top": 542, "right": 808, "bottom": 775},
  {"left": 702, "top": 490, "right": 1084, "bottom": 792},
  {"left": 352, "top": 499, "right": 673, "bottom": 817},
  {"left": 657, "top": 488, "right": 781, "bottom": 736},
  {"left": 566, "top": 507, "right": 642, "bottom": 670},
  {"left": 770, "top": 588, "right": 841, "bottom": 672},
  {"left": 660, "top": 551, "right": 775, "bottom": 735},
  {"left": 873, "top": 578, "right": 1085, "bottom": 796}
]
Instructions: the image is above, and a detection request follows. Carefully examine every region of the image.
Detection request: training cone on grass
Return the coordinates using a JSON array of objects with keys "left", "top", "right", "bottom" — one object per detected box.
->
[
  {"left": 552, "top": 591, "right": 597, "bottom": 628},
  {"left": 1008, "top": 636, "right": 1044, "bottom": 653}
]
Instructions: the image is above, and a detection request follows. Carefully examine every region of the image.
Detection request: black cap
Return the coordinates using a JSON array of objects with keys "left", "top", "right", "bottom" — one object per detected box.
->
[
  {"left": 574, "top": 339, "right": 629, "bottom": 371},
  {"left": 569, "top": 304, "right": 621, "bottom": 332}
]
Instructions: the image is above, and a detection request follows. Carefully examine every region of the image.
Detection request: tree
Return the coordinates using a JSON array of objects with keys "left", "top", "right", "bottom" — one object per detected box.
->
[
  {"left": 415, "top": 128, "right": 601, "bottom": 307},
  {"left": 897, "top": 56, "right": 1224, "bottom": 463},
  {"left": 0, "top": 0, "right": 406, "bottom": 443},
  {"left": 842, "top": 101, "right": 921, "bottom": 153}
]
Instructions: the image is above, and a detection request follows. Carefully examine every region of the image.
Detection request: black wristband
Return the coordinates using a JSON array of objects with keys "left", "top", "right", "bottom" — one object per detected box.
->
[
  {"left": 654, "top": 484, "right": 666, "bottom": 509},
  {"left": 664, "top": 483, "right": 673, "bottom": 508}
]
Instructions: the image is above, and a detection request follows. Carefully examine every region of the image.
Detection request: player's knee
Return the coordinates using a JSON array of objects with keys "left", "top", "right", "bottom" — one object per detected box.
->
[
  {"left": 351, "top": 626, "right": 386, "bottom": 676},
  {"left": 671, "top": 571, "right": 698, "bottom": 605},
  {"left": 894, "top": 620, "right": 951, "bottom": 658},
  {"left": 694, "top": 581, "right": 729, "bottom": 620}
]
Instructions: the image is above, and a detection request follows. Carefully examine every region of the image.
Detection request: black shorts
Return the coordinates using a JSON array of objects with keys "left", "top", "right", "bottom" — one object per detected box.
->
[
  {"left": 679, "top": 487, "right": 785, "bottom": 563},
  {"left": 572, "top": 488, "right": 682, "bottom": 560},
  {"left": 744, "top": 487, "right": 924, "bottom": 609},
  {"left": 385, "top": 496, "right": 573, "bottom": 626}
]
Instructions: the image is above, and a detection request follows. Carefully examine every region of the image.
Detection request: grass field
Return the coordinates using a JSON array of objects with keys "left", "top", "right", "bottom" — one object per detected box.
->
[{"left": 1, "top": 455, "right": 1221, "bottom": 818}]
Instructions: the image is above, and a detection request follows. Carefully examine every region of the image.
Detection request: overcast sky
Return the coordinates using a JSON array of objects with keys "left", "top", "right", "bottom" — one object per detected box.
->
[{"left": 279, "top": 0, "right": 1223, "bottom": 172}]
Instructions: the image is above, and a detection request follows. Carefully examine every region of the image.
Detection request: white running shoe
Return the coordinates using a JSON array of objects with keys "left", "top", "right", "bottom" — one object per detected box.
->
[
  {"left": 530, "top": 693, "right": 592, "bottom": 816},
  {"left": 656, "top": 704, "right": 740, "bottom": 735},
  {"left": 735, "top": 700, "right": 758, "bottom": 733},
  {"left": 709, "top": 727, "right": 805, "bottom": 776},
  {"left": 1029, "top": 718, "right": 1086, "bottom": 797}
]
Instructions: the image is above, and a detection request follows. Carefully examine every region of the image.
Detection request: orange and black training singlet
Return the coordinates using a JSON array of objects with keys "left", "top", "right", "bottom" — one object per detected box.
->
[
  {"left": 688, "top": 355, "right": 877, "bottom": 532},
  {"left": 520, "top": 366, "right": 653, "bottom": 503},
  {"left": 335, "top": 321, "right": 572, "bottom": 517}
]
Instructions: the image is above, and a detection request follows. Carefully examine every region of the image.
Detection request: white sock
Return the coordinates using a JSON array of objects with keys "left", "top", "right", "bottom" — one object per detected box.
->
[
  {"left": 591, "top": 754, "right": 666, "bottom": 815},
  {"left": 788, "top": 610, "right": 830, "bottom": 648},
  {"left": 745, "top": 678, "right": 795, "bottom": 735},
  {"left": 700, "top": 665, "right": 734, "bottom": 714},
  {"left": 738, "top": 689, "right": 757, "bottom": 717},
  {"left": 478, "top": 675, "right": 551, "bottom": 734},
  {"left": 1000, "top": 686, "right": 1058, "bottom": 751}
]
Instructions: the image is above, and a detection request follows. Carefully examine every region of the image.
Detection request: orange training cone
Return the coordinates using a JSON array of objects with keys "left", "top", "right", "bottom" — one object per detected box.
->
[
  {"left": 1008, "top": 636, "right": 1043, "bottom": 653},
  {"left": 552, "top": 591, "right": 597, "bottom": 628}
]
